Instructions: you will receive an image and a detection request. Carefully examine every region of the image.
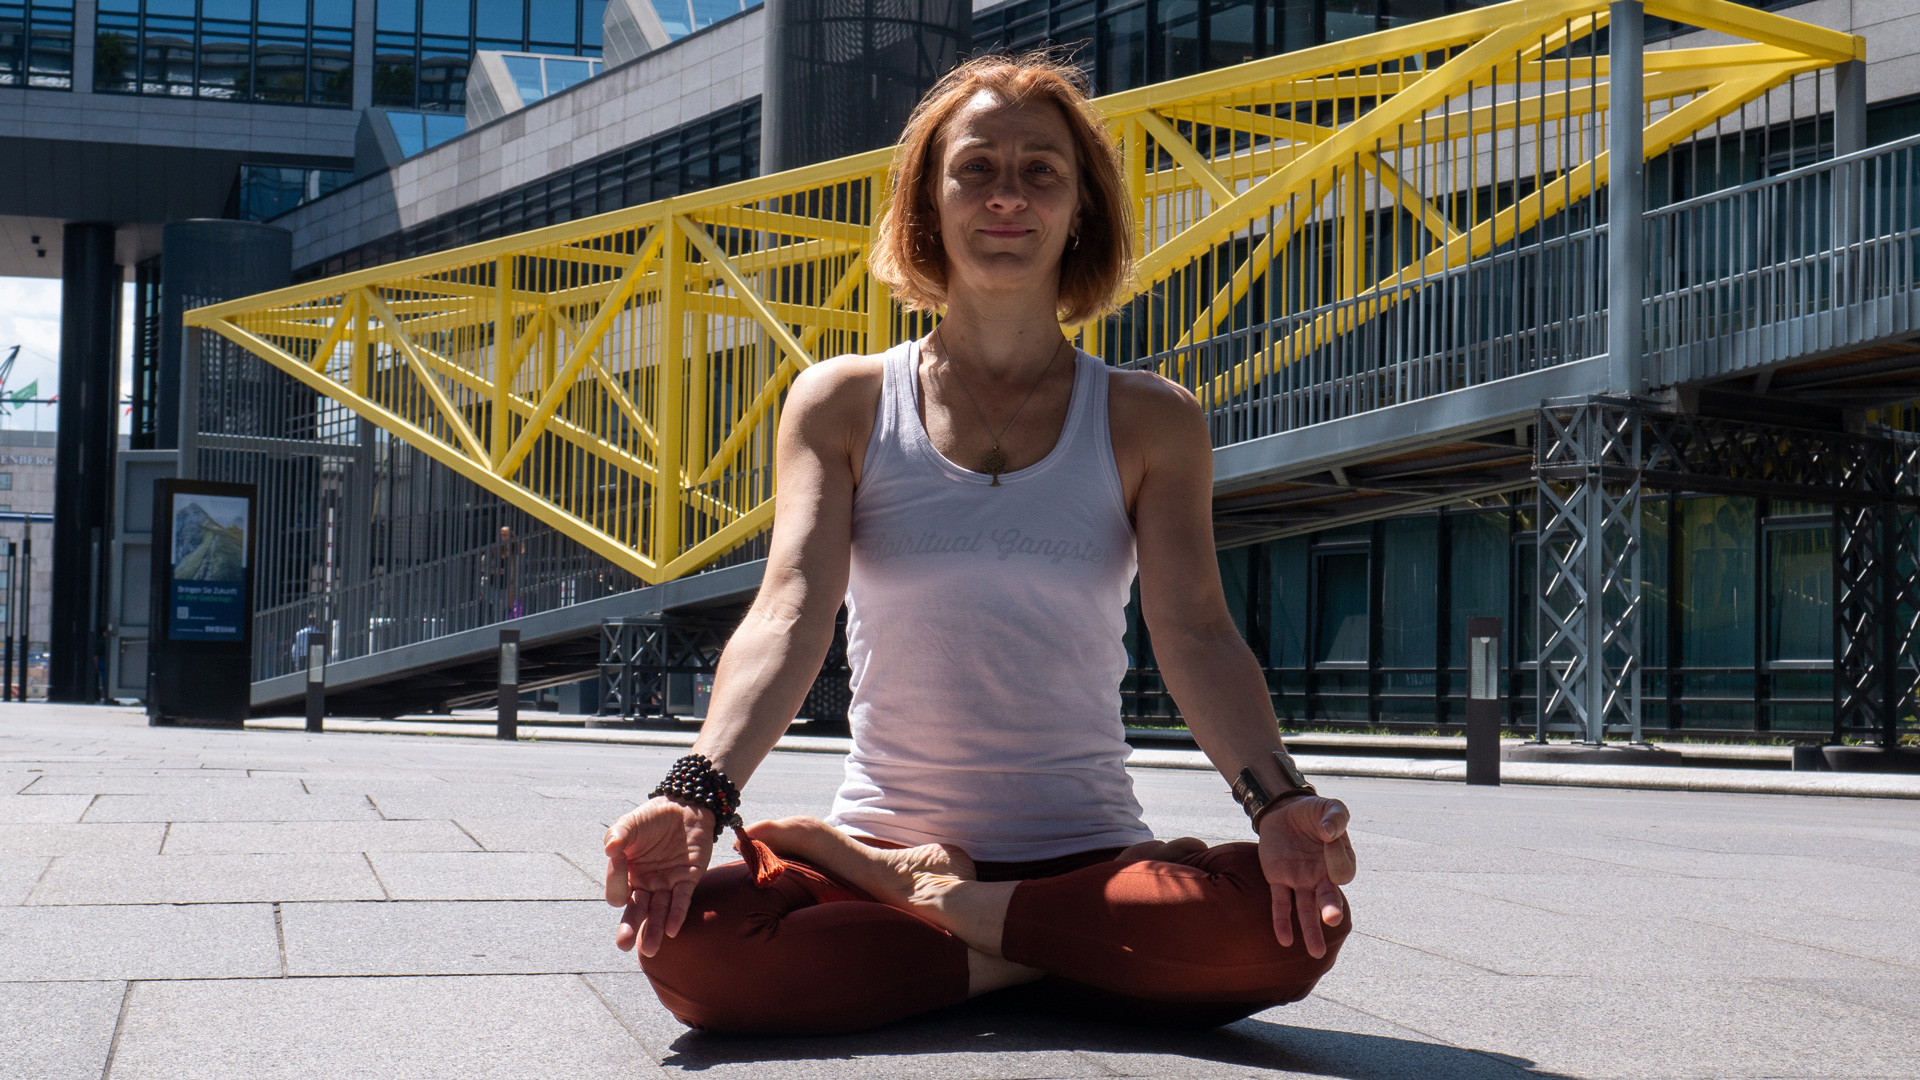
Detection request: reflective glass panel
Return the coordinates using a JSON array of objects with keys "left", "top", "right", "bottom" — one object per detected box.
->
[
  {"left": 201, "top": 0, "right": 250, "bottom": 21},
  {"left": 1208, "top": 0, "right": 1255, "bottom": 68},
  {"left": 388, "top": 110, "right": 426, "bottom": 156},
  {"left": 257, "top": 0, "right": 305, "bottom": 24},
  {"left": 581, "top": 0, "right": 605, "bottom": 45},
  {"left": 1315, "top": 551, "right": 1369, "bottom": 665},
  {"left": 93, "top": 20, "right": 139, "bottom": 90},
  {"left": 1382, "top": 0, "right": 1443, "bottom": 28},
  {"left": 1448, "top": 512, "right": 1507, "bottom": 668},
  {"left": 477, "top": 0, "right": 523, "bottom": 39},
  {"left": 1156, "top": 0, "right": 1199, "bottom": 81},
  {"left": 543, "top": 56, "right": 592, "bottom": 92},
  {"left": 255, "top": 33, "right": 306, "bottom": 102},
  {"left": 1513, "top": 539, "right": 1536, "bottom": 664},
  {"left": 655, "top": 0, "right": 690, "bottom": 37},
  {"left": 423, "top": 111, "right": 468, "bottom": 145},
  {"left": 1681, "top": 496, "right": 1756, "bottom": 669},
  {"left": 421, "top": 0, "right": 469, "bottom": 36},
  {"left": 141, "top": 19, "right": 194, "bottom": 95},
  {"left": 197, "top": 31, "right": 249, "bottom": 99},
  {"left": 1381, "top": 517, "right": 1436, "bottom": 669},
  {"left": 1100, "top": 3, "right": 1146, "bottom": 93},
  {"left": 1324, "top": 0, "right": 1377, "bottom": 42},
  {"left": 313, "top": 0, "right": 353, "bottom": 27},
  {"left": 311, "top": 28, "right": 352, "bottom": 104},
  {"left": 690, "top": 0, "right": 739, "bottom": 31},
  {"left": 1268, "top": 536, "right": 1308, "bottom": 668},
  {"left": 374, "top": 35, "right": 416, "bottom": 104},
  {"left": 377, "top": 0, "right": 416, "bottom": 33},
  {"left": 1218, "top": 549, "right": 1251, "bottom": 638},
  {"left": 1767, "top": 525, "right": 1831, "bottom": 663},
  {"left": 502, "top": 51, "right": 542, "bottom": 99},
  {"left": 531, "top": 0, "right": 576, "bottom": 42}
]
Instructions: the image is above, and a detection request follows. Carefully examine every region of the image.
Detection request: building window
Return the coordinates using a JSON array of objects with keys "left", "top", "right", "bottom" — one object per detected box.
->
[
  {"left": 93, "top": 0, "right": 354, "bottom": 106},
  {"left": 375, "top": 0, "right": 612, "bottom": 111},
  {"left": 0, "top": 473, "right": 13, "bottom": 490},
  {"left": 236, "top": 164, "right": 354, "bottom": 220},
  {"left": 0, "top": 0, "right": 76, "bottom": 89}
]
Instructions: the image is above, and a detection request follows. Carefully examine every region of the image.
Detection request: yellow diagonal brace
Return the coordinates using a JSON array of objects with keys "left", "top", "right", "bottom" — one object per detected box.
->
[
  {"left": 360, "top": 288, "right": 490, "bottom": 469},
  {"left": 203, "top": 316, "right": 660, "bottom": 583},
  {"left": 495, "top": 223, "right": 666, "bottom": 480},
  {"left": 692, "top": 251, "right": 869, "bottom": 485},
  {"left": 675, "top": 216, "right": 817, "bottom": 374},
  {"left": 1137, "top": 111, "right": 1238, "bottom": 205},
  {"left": 1365, "top": 152, "right": 1463, "bottom": 243},
  {"left": 547, "top": 312, "right": 660, "bottom": 450},
  {"left": 1133, "top": 18, "right": 1548, "bottom": 288},
  {"left": 1647, "top": 0, "right": 1859, "bottom": 62}
]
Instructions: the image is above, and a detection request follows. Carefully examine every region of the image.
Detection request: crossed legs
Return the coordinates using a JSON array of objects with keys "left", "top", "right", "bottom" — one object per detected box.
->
[{"left": 637, "top": 818, "right": 1350, "bottom": 1034}]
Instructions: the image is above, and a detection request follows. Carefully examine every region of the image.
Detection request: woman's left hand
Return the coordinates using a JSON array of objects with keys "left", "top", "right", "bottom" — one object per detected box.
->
[{"left": 1255, "top": 794, "right": 1357, "bottom": 958}]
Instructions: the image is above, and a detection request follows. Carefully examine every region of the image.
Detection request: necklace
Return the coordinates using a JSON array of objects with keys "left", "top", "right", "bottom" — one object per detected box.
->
[{"left": 932, "top": 324, "right": 1070, "bottom": 487}]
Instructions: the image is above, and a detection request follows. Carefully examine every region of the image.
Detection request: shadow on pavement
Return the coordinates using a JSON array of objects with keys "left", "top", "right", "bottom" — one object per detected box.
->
[{"left": 657, "top": 995, "right": 1576, "bottom": 1078}]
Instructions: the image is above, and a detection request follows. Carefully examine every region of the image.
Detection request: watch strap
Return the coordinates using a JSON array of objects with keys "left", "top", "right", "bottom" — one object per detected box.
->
[{"left": 1232, "top": 750, "right": 1318, "bottom": 829}]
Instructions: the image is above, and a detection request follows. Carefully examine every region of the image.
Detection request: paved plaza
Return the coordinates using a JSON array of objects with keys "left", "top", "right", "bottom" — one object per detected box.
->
[{"left": 1, "top": 704, "right": 1915, "bottom": 1079}]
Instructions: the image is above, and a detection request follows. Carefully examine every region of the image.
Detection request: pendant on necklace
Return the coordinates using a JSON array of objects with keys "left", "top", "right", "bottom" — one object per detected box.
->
[{"left": 982, "top": 445, "right": 1009, "bottom": 486}]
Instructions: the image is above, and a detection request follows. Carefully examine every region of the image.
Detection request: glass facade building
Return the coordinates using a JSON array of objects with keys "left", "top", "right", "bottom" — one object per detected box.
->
[
  {"left": 94, "top": 0, "right": 354, "bottom": 104},
  {"left": 373, "top": 0, "right": 608, "bottom": 110},
  {"left": 0, "top": 0, "right": 74, "bottom": 88}
]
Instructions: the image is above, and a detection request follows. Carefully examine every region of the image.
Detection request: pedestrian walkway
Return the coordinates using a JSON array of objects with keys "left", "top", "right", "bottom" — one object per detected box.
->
[{"left": 3, "top": 703, "right": 1915, "bottom": 1079}]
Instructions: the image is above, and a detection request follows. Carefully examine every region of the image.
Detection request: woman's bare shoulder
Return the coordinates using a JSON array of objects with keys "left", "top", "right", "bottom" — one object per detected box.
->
[
  {"left": 787, "top": 351, "right": 889, "bottom": 414},
  {"left": 1105, "top": 366, "right": 1204, "bottom": 427}
]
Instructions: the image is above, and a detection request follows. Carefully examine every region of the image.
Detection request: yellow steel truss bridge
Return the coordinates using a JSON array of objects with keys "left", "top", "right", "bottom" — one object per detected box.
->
[{"left": 185, "top": 0, "right": 1862, "bottom": 586}]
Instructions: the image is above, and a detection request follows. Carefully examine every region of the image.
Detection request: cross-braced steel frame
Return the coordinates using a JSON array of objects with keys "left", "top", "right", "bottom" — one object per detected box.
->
[{"left": 1537, "top": 396, "right": 1920, "bottom": 746}]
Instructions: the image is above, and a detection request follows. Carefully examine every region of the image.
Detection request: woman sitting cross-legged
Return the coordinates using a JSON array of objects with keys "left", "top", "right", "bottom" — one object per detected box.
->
[{"left": 603, "top": 53, "right": 1358, "bottom": 1035}]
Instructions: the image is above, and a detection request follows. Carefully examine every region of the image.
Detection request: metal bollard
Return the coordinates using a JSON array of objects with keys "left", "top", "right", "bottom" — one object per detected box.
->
[
  {"left": 305, "top": 628, "right": 328, "bottom": 733},
  {"left": 1465, "top": 616, "right": 1502, "bottom": 786},
  {"left": 497, "top": 629, "right": 520, "bottom": 741}
]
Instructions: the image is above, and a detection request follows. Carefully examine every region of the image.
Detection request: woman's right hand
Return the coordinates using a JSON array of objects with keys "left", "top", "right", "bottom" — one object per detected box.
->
[{"left": 604, "top": 796, "right": 716, "bottom": 957}]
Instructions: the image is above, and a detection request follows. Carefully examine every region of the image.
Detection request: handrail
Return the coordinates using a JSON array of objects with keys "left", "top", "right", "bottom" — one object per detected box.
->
[{"left": 186, "top": 0, "right": 1863, "bottom": 587}]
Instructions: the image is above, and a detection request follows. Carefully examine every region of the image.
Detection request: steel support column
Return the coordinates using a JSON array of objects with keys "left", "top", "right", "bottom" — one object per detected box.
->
[
  {"left": 50, "top": 223, "right": 121, "bottom": 703},
  {"left": 1833, "top": 498, "right": 1920, "bottom": 746},
  {"left": 1536, "top": 400, "right": 1643, "bottom": 743},
  {"left": 1606, "top": 0, "right": 1646, "bottom": 397}
]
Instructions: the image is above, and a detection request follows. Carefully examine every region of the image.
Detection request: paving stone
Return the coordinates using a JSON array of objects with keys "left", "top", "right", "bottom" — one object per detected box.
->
[
  {"left": 365, "top": 851, "right": 601, "bottom": 900},
  {"left": 27, "top": 854, "right": 385, "bottom": 905},
  {"left": 0, "top": 794, "right": 92, "bottom": 824},
  {"left": 0, "top": 822, "right": 167, "bottom": 856},
  {"left": 281, "top": 900, "right": 631, "bottom": 975},
  {"left": 584, "top": 972, "right": 1112, "bottom": 1079},
  {"left": 0, "top": 980, "right": 125, "bottom": 1080},
  {"left": 1317, "top": 974, "right": 1920, "bottom": 1079},
  {"left": 82, "top": 793, "right": 383, "bottom": 823},
  {"left": 162, "top": 820, "right": 480, "bottom": 855},
  {"left": 0, "top": 903, "right": 279, "bottom": 980},
  {"left": 0, "top": 854, "right": 48, "bottom": 904},
  {"left": 453, "top": 817, "right": 619, "bottom": 869},
  {"left": 105, "top": 975, "right": 662, "bottom": 1080},
  {"left": 362, "top": 792, "right": 634, "bottom": 822},
  {"left": 19, "top": 774, "right": 308, "bottom": 795}
]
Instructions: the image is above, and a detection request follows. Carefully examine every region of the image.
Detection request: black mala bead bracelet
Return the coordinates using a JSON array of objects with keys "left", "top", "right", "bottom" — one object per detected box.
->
[{"left": 651, "top": 753, "right": 746, "bottom": 831}]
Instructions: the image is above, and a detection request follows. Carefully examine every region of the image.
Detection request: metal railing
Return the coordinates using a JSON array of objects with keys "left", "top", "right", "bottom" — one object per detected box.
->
[{"left": 1645, "top": 131, "right": 1920, "bottom": 386}]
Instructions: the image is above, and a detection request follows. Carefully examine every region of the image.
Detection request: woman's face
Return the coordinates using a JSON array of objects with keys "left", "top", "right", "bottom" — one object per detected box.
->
[{"left": 932, "top": 90, "right": 1082, "bottom": 301}]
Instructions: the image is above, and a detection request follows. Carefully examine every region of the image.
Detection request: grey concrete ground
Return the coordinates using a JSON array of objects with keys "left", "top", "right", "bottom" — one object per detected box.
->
[{"left": 2, "top": 703, "right": 1915, "bottom": 1080}]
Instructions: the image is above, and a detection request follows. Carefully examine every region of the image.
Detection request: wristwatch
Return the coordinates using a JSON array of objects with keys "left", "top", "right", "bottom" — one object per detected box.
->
[{"left": 1233, "top": 750, "right": 1318, "bottom": 829}]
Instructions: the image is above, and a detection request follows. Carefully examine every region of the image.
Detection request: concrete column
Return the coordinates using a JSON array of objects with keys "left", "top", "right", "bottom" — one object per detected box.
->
[
  {"left": 762, "top": 0, "right": 972, "bottom": 172},
  {"left": 50, "top": 223, "right": 121, "bottom": 703},
  {"left": 1835, "top": 59, "right": 1867, "bottom": 158},
  {"left": 352, "top": 0, "right": 375, "bottom": 111},
  {"left": 71, "top": 0, "right": 96, "bottom": 91},
  {"left": 1606, "top": 0, "right": 1645, "bottom": 397}
]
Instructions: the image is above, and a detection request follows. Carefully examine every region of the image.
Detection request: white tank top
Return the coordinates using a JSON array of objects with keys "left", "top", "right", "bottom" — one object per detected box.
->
[{"left": 824, "top": 340, "right": 1153, "bottom": 861}]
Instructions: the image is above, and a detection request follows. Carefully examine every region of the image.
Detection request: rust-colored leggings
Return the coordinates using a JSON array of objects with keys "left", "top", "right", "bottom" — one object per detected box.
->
[{"left": 639, "top": 841, "right": 1350, "bottom": 1034}]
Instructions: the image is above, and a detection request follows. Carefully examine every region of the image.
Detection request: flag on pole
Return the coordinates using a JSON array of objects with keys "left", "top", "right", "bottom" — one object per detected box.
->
[{"left": 8, "top": 381, "right": 36, "bottom": 404}]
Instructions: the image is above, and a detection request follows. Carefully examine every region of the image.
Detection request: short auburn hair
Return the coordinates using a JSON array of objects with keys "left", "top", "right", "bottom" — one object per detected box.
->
[{"left": 870, "top": 52, "right": 1134, "bottom": 325}]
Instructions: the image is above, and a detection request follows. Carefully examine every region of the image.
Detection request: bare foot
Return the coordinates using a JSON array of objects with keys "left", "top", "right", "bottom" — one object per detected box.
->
[{"left": 748, "top": 817, "right": 977, "bottom": 916}]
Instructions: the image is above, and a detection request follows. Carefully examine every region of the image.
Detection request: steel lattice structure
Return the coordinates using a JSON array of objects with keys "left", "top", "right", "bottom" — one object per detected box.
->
[
  {"left": 182, "top": 0, "right": 1862, "bottom": 587},
  {"left": 1539, "top": 396, "right": 1920, "bottom": 745}
]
